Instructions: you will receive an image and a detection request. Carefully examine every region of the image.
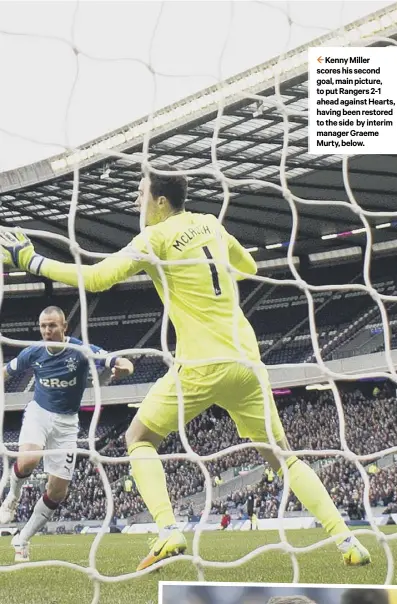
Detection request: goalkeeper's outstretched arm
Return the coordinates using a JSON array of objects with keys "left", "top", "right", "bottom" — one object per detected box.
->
[
  {"left": 0, "top": 226, "right": 255, "bottom": 289},
  {"left": 0, "top": 231, "right": 152, "bottom": 292},
  {"left": 35, "top": 251, "right": 140, "bottom": 292}
]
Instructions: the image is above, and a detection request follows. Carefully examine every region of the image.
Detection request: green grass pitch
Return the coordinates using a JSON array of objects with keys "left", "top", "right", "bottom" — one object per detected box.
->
[{"left": 0, "top": 528, "right": 396, "bottom": 604}]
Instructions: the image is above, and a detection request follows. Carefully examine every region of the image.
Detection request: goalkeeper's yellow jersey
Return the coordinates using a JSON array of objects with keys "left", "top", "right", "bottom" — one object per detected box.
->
[{"left": 41, "top": 211, "right": 261, "bottom": 365}]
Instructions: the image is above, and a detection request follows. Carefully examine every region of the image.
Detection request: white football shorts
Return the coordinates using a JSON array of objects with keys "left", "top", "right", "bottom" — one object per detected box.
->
[{"left": 19, "top": 400, "right": 79, "bottom": 481}]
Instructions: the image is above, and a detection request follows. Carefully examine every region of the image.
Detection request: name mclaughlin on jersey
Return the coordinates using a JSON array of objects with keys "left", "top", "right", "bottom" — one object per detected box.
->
[
  {"left": 39, "top": 377, "right": 77, "bottom": 388},
  {"left": 172, "top": 224, "right": 212, "bottom": 252}
]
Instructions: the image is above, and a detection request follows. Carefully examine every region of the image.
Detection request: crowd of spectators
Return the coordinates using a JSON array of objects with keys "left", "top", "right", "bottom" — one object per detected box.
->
[
  {"left": 5, "top": 383, "right": 397, "bottom": 524},
  {"left": 208, "top": 385, "right": 397, "bottom": 520},
  {"left": 209, "top": 460, "right": 397, "bottom": 521},
  {"left": 211, "top": 474, "right": 280, "bottom": 520}
]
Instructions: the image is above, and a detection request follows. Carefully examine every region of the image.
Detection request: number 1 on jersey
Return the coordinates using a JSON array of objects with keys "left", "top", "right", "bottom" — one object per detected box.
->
[{"left": 202, "top": 246, "right": 222, "bottom": 296}]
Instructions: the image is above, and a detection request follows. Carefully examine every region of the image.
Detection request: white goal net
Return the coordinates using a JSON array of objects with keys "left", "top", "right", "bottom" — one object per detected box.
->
[{"left": 1, "top": 2, "right": 397, "bottom": 602}]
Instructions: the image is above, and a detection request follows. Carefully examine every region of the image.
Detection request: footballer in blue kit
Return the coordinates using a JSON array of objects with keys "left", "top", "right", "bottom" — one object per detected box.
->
[
  {"left": 6, "top": 337, "right": 111, "bottom": 414},
  {"left": 0, "top": 305, "right": 134, "bottom": 562},
  {"left": 8, "top": 335, "right": 113, "bottom": 415}
]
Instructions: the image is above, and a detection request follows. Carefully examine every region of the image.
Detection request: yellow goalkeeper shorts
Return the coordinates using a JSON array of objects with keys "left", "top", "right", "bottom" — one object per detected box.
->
[{"left": 137, "top": 361, "right": 285, "bottom": 443}]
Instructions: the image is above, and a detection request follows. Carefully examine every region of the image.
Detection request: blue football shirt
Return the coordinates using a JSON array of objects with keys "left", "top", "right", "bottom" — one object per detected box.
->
[{"left": 6, "top": 337, "right": 113, "bottom": 414}]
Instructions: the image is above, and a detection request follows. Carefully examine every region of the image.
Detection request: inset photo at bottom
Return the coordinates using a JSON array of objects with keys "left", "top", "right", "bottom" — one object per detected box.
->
[{"left": 160, "top": 584, "right": 397, "bottom": 604}]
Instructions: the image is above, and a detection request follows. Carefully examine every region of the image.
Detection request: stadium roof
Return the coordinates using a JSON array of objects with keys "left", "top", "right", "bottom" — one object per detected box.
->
[{"left": 0, "top": 3, "right": 397, "bottom": 266}]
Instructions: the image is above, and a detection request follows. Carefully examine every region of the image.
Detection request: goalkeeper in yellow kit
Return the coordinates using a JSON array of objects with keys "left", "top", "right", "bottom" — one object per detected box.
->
[{"left": 0, "top": 165, "right": 370, "bottom": 571}]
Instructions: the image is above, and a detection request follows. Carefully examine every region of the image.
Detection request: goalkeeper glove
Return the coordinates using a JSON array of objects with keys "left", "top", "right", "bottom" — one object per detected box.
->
[{"left": 0, "top": 230, "right": 44, "bottom": 274}]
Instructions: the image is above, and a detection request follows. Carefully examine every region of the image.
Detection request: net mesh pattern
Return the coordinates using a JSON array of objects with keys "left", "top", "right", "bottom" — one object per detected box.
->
[{"left": 0, "top": 3, "right": 397, "bottom": 601}]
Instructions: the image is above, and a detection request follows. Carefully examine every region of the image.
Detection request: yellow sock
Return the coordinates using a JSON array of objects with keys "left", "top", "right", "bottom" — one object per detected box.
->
[
  {"left": 279, "top": 457, "right": 349, "bottom": 544},
  {"left": 128, "top": 441, "right": 176, "bottom": 530}
]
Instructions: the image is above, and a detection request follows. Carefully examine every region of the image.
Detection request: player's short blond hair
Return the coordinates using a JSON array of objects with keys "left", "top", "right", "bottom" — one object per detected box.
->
[{"left": 40, "top": 306, "right": 66, "bottom": 322}]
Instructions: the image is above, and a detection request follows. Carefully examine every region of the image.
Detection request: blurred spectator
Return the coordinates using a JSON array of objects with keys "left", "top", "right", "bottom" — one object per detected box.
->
[
  {"left": 2, "top": 386, "right": 397, "bottom": 523},
  {"left": 220, "top": 511, "right": 231, "bottom": 530}
]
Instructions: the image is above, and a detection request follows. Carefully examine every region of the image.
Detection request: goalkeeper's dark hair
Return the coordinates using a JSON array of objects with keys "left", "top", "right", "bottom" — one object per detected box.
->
[
  {"left": 145, "top": 163, "right": 188, "bottom": 210},
  {"left": 267, "top": 597, "right": 317, "bottom": 604},
  {"left": 341, "top": 588, "right": 389, "bottom": 604}
]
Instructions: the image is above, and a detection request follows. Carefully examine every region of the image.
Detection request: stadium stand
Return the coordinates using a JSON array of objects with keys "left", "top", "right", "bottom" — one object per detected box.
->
[
  {"left": 4, "top": 257, "right": 397, "bottom": 390},
  {"left": 3, "top": 380, "right": 397, "bottom": 523},
  {"left": 2, "top": 262, "right": 397, "bottom": 528}
]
